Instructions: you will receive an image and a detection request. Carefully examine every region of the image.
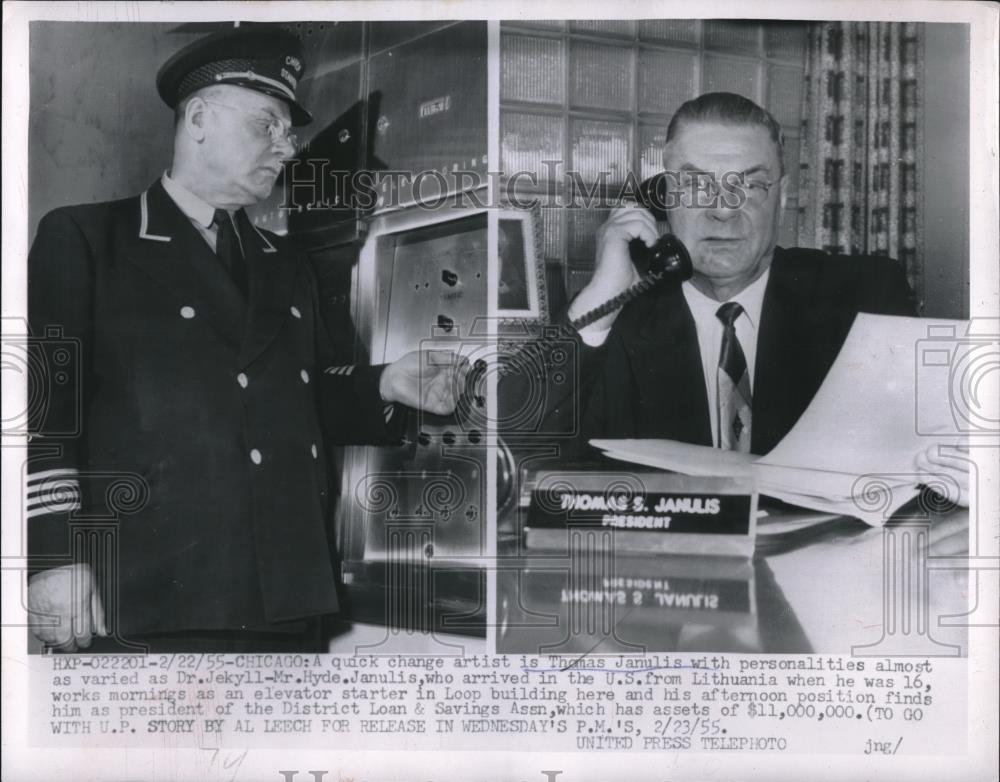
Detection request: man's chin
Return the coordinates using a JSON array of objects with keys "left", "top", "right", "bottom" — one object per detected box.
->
[{"left": 242, "top": 181, "right": 276, "bottom": 205}]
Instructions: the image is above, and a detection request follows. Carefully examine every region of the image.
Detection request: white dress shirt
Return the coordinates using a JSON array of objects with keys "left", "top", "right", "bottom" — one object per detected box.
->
[
  {"left": 160, "top": 172, "right": 243, "bottom": 255},
  {"left": 681, "top": 268, "right": 770, "bottom": 446},
  {"left": 577, "top": 267, "right": 771, "bottom": 446}
]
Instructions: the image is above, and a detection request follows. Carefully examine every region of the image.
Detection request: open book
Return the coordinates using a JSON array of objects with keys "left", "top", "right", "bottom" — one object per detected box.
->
[{"left": 592, "top": 314, "right": 972, "bottom": 525}]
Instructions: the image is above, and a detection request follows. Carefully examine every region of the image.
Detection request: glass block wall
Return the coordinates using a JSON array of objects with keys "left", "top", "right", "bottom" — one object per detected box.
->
[{"left": 500, "top": 20, "right": 808, "bottom": 300}]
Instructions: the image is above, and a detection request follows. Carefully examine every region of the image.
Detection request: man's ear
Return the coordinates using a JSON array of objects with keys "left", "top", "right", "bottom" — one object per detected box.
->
[
  {"left": 183, "top": 97, "right": 208, "bottom": 142},
  {"left": 778, "top": 173, "right": 788, "bottom": 213}
]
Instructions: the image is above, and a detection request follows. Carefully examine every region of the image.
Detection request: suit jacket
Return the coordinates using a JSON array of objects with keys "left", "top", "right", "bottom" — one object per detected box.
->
[
  {"left": 501, "top": 246, "right": 916, "bottom": 457},
  {"left": 26, "top": 180, "right": 404, "bottom": 637}
]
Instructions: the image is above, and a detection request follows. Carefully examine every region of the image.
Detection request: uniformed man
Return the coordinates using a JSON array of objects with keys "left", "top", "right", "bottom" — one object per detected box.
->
[{"left": 26, "top": 26, "right": 468, "bottom": 652}]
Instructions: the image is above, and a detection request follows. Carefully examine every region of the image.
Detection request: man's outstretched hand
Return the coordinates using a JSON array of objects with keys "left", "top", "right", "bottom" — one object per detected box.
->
[{"left": 380, "top": 350, "right": 470, "bottom": 416}]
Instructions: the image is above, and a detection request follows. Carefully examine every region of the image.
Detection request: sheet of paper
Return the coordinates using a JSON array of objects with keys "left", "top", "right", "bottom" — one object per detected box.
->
[
  {"left": 758, "top": 313, "right": 970, "bottom": 474},
  {"left": 594, "top": 440, "right": 918, "bottom": 502},
  {"left": 594, "top": 439, "right": 919, "bottom": 524},
  {"left": 755, "top": 463, "right": 915, "bottom": 499},
  {"left": 592, "top": 438, "right": 755, "bottom": 476},
  {"left": 759, "top": 484, "right": 919, "bottom": 525}
]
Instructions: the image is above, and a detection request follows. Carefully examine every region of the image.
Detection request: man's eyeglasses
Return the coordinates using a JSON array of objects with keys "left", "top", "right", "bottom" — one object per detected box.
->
[
  {"left": 741, "top": 177, "right": 779, "bottom": 204},
  {"left": 674, "top": 171, "right": 778, "bottom": 208},
  {"left": 202, "top": 99, "right": 298, "bottom": 148}
]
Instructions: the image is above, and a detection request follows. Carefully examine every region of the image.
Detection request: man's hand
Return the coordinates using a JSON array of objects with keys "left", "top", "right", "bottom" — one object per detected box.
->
[
  {"left": 915, "top": 445, "right": 970, "bottom": 508},
  {"left": 567, "top": 205, "right": 659, "bottom": 334},
  {"left": 28, "top": 564, "right": 106, "bottom": 652},
  {"left": 380, "top": 350, "right": 470, "bottom": 416}
]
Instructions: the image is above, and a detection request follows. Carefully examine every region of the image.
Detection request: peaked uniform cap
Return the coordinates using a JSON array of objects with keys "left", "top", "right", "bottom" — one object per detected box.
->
[{"left": 156, "top": 26, "right": 312, "bottom": 126}]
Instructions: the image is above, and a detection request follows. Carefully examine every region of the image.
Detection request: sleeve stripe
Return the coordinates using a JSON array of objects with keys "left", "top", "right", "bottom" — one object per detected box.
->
[
  {"left": 27, "top": 484, "right": 80, "bottom": 509},
  {"left": 383, "top": 403, "right": 395, "bottom": 423},
  {"left": 27, "top": 467, "right": 80, "bottom": 484},
  {"left": 26, "top": 485, "right": 80, "bottom": 504},
  {"left": 26, "top": 498, "right": 81, "bottom": 519},
  {"left": 25, "top": 469, "right": 81, "bottom": 517},
  {"left": 26, "top": 485, "right": 76, "bottom": 500},
  {"left": 324, "top": 365, "right": 355, "bottom": 376}
]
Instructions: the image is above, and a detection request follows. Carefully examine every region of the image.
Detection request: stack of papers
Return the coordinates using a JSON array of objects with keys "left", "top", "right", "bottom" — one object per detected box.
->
[
  {"left": 592, "top": 439, "right": 916, "bottom": 524},
  {"left": 593, "top": 314, "right": 970, "bottom": 526}
]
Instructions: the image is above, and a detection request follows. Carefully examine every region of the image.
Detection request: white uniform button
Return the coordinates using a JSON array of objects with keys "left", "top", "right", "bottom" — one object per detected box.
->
[
  {"left": 290, "top": 306, "right": 302, "bottom": 319},
  {"left": 311, "top": 444, "right": 318, "bottom": 459},
  {"left": 250, "top": 449, "right": 262, "bottom": 465},
  {"left": 180, "top": 306, "right": 196, "bottom": 319},
  {"left": 237, "top": 373, "right": 248, "bottom": 388},
  {"left": 300, "top": 369, "right": 310, "bottom": 384}
]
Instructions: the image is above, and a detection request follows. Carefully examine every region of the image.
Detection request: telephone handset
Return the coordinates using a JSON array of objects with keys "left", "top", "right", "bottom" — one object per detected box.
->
[{"left": 568, "top": 172, "right": 693, "bottom": 331}]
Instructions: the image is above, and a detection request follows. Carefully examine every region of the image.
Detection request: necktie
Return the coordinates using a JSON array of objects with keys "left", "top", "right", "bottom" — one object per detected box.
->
[
  {"left": 212, "top": 208, "right": 247, "bottom": 296},
  {"left": 716, "top": 302, "right": 752, "bottom": 452}
]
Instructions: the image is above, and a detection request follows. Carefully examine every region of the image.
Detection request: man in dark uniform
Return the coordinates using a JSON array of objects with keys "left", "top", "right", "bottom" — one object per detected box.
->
[{"left": 26, "top": 26, "right": 467, "bottom": 652}]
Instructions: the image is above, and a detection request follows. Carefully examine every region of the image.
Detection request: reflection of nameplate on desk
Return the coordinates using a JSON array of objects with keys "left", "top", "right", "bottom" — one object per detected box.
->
[
  {"left": 522, "top": 469, "right": 758, "bottom": 557},
  {"left": 497, "top": 555, "right": 761, "bottom": 655},
  {"left": 540, "top": 554, "right": 756, "bottom": 622}
]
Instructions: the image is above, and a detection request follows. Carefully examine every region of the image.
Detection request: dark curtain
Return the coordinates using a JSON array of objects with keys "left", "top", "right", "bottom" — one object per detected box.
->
[{"left": 797, "top": 22, "right": 924, "bottom": 308}]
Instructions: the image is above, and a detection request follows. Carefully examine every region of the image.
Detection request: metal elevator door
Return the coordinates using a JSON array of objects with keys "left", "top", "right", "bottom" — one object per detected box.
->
[{"left": 339, "top": 210, "right": 487, "bottom": 602}]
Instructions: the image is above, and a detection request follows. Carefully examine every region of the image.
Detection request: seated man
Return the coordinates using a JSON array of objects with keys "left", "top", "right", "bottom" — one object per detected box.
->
[{"left": 500, "top": 92, "right": 965, "bottom": 504}]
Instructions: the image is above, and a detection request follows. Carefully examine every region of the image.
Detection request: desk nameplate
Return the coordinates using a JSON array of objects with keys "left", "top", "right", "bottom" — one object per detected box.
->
[{"left": 523, "top": 470, "right": 757, "bottom": 557}]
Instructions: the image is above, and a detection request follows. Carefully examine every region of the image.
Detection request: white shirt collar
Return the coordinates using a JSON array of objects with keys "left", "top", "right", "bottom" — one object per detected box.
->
[
  {"left": 161, "top": 171, "right": 217, "bottom": 229},
  {"left": 681, "top": 265, "right": 771, "bottom": 329}
]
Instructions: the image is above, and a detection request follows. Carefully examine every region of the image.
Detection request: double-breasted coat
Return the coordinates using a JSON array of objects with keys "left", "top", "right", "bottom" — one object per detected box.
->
[{"left": 27, "top": 179, "right": 403, "bottom": 636}]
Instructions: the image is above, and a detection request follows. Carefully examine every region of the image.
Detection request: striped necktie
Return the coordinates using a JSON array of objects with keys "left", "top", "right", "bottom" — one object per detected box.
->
[
  {"left": 212, "top": 208, "right": 247, "bottom": 296},
  {"left": 716, "top": 302, "right": 752, "bottom": 452}
]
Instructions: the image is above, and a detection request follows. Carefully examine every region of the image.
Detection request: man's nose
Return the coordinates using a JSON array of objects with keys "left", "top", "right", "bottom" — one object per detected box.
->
[
  {"left": 692, "top": 176, "right": 738, "bottom": 220},
  {"left": 714, "top": 177, "right": 751, "bottom": 218},
  {"left": 272, "top": 135, "right": 296, "bottom": 160},
  {"left": 705, "top": 196, "right": 740, "bottom": 221}
]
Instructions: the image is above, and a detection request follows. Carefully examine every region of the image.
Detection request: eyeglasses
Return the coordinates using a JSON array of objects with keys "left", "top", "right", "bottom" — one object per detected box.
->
[
  {"left": 202, "top": 99, "right": 298, "bottom": 148},
  {"left": 741, "top": 178, "right": 779, "bottom": 204},
  {"left": 674, "top": 171, "right": 778, "bottom": 208}
]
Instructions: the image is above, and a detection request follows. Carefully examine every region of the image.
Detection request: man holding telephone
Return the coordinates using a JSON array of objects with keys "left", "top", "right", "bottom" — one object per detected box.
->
[{"left": 518, "top": 92, "right": 966, "bottom": 503}]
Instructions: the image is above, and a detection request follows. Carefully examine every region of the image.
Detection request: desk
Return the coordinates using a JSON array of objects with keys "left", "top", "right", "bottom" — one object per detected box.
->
[
  {"left": 326, "top": 621, "right": 487, "bottom": 655},
  {"left": 496, "top": 504, "right": 969, "bottom": 656}
]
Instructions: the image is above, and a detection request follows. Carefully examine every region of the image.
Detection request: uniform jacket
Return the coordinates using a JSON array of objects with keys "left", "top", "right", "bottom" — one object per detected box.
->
[
  {"left": 26, "top": 179, "right": 404, "bottom": 636},
  {"left": 501, "top": 246, "right": 917, "bottom": 457}
]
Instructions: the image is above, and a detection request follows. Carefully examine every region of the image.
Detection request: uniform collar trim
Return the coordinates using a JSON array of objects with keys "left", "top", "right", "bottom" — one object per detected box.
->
[
  {"left": 161, "top": 171, "right": 217, "bottom": 229},
  {"left": 140, "top": 176, "right": 277, "bottom": 254}
]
